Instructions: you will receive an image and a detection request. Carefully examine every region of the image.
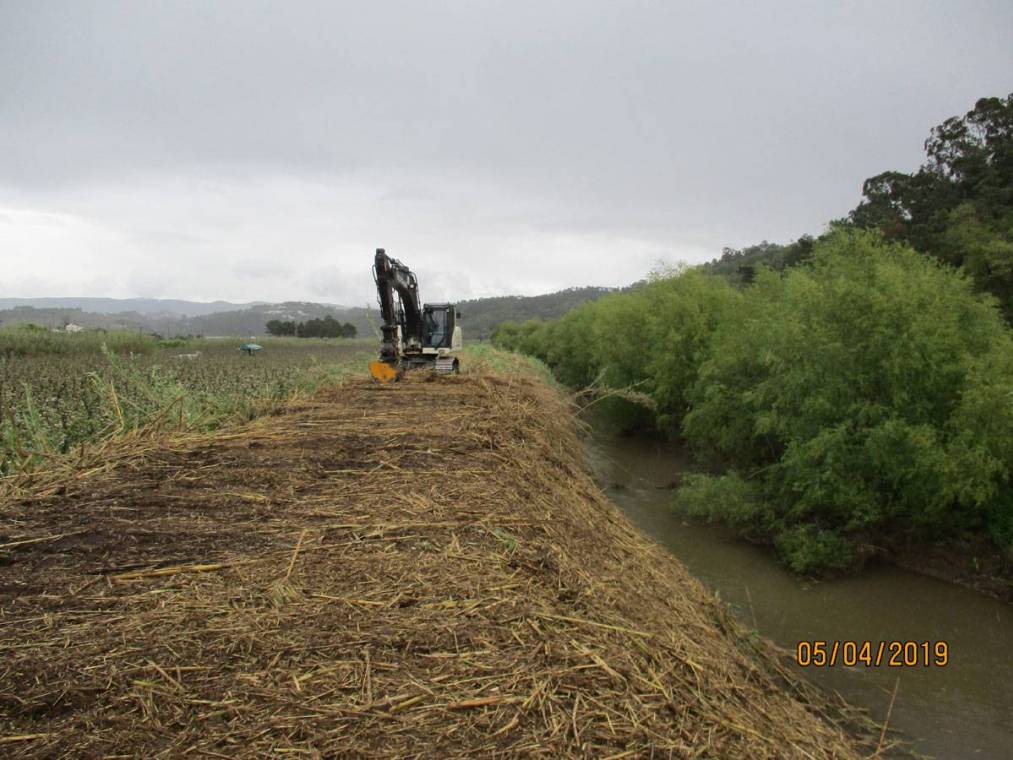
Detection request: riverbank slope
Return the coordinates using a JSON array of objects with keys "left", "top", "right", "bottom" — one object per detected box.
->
[{"left": 1, "top": 373, "right": 869, "bottom": 758}]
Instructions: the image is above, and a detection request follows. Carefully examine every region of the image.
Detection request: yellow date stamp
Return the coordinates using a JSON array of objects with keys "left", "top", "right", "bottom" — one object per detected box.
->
[{"left": 795, "top": 640, "right": 949, "bottom": 668}]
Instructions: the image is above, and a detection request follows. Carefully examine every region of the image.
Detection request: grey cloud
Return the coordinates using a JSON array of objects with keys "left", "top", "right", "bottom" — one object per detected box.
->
[{"left": 1, "top": 1, "right": 1011, "bottom": 300}]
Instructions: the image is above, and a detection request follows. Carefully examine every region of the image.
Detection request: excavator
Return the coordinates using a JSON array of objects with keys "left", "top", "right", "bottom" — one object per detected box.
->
[{"left": 368, "top": 248, "right": 462, "bottom": 383}]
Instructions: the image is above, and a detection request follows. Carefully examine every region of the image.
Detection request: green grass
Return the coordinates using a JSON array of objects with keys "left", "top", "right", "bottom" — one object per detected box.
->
[
  {"left": 0, "top": 334, "right": 375, "bottom": 476},
  {"left": 0, "top": 324, "right": 160, "bottom": 357},
  {"left": 0, "top": 333, "right": 553, "bottom": 479},
  {"left": 460, "top": 342, "right": 556, "bottom": 384}
]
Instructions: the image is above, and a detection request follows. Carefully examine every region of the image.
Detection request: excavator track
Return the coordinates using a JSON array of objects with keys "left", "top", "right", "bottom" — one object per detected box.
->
[{"left": 434, "top": 356, "right": 459, "bottom": 374}]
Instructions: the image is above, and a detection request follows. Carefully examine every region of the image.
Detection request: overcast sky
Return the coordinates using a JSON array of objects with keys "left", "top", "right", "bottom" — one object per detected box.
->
[{"left": 2, "top": 1, "right": 1011, "bottom": 305}]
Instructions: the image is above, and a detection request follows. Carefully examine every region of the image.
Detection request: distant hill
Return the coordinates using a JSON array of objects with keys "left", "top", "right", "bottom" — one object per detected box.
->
[
  {"left": 177, "top": 302, "right": 372, "bottom": 338},
  {"left": 455, "top": 287, "right": 618, "bottom": 339},
  {"left": 0, "top": 288, "right": 619, "bottom": 342},
  {"left": 0, "top": 297, "right": 268, "bottom": 317},
  {"left": 0, "top": 306, "right": 146, "bottom": 332},
  {"left": 0, "top": 302, "right": 372, "bottom": 339}
]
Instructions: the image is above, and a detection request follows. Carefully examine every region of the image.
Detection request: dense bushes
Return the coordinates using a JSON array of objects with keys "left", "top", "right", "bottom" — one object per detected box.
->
[
  {"left": 495, "top": 230, "right": 1013, "bottom": 573},
  {"left": 493, "top": 268, "right": 741, "bottom": 430}
]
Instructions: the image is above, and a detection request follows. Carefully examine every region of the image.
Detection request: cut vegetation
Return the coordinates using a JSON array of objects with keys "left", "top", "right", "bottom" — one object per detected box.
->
[{"left": 0, "top": 372, "right": 873, "bottom": 758}]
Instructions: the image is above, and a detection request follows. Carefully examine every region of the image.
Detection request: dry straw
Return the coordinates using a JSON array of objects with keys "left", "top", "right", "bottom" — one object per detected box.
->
[{"left": 1, "top": 373, "right": 880, "bottom": 758}]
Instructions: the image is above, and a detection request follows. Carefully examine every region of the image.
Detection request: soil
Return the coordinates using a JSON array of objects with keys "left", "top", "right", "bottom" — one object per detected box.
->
[{"left": 886, "top": 536, "right": 1013, "bottom": 604}]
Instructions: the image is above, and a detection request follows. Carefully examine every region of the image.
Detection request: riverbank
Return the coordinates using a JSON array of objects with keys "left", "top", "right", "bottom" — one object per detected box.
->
[
  {"left": 587, "top": 428, "right": 1013, "bottom": 760},
  {"left": 888, "top": 536, "right": 1013, "bottom": 605},
  {"left": 598, "top": 422, "right": 1013, "bottom": 606},
  {"left": 1, "top": 372, "right": 873, "bottom": 757}
]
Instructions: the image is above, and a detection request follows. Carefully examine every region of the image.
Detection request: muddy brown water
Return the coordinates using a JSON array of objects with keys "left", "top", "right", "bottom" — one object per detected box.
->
[{"left": 585, "top": 430, "right": 1013, "bottom": 760}]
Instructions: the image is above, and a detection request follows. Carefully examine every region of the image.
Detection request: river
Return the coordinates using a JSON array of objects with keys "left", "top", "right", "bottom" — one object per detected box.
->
[{"left": 585, "top": 430, "right": 1013, "bottom": 760}]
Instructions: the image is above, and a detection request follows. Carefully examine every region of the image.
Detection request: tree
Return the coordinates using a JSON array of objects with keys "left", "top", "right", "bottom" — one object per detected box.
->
[
  {"left": 265, "top": 319, "right": 296, "bottom": 336},
  {"left": 924, "top": 94, "right": 1013, "bottom": 211},
  {"left": 939, "top": 203, "right": 1013, "bottom": 318},
  {"left": 266, "top": 314, "right": 356, "bottom": 338},
  {"left": 703, "top": 237, "right": 816, "bottom": 286},
  {"left": 849, "top": 93, "right": 1013, "bottom": 318}
]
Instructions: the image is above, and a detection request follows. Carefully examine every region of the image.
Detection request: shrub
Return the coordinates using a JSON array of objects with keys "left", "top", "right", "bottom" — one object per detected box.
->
[
  {"left": 680, "top": 229, "right": 1013, "bottom": 569},
  {"left": 773, "top": 526, "right": 856, "bottom": 575},
  {"left": 676, "top": 472, "right": 771, "bottom": 533},
  {"left": 497, "top": 228, "right": 1013, "bottom": 573},
  {"left": 495, "top": 270, "right": 740, "bottom": 433}
]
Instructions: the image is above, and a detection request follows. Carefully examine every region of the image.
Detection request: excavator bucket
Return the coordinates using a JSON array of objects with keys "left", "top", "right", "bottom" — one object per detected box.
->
[{"left": 369, "top": 360, "right": 400, "bottom": 384}]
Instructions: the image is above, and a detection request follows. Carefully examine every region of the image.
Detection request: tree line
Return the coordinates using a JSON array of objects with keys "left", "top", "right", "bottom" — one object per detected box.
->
[
  {"left": 265, "top": 315, "right": 357, "bottom": 338},
  {"left": 708, "top": 93, "right": 1012, "bottom": 321},
  {"left": 494, "top": 93, "right": 1013, "bottom": 576},
  {"left": 455, "top": 287, "right": 618, "bottom": 339}
]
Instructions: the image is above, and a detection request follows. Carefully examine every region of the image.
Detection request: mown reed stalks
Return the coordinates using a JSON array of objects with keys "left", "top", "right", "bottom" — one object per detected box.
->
[{"left": 0, "top": 373, "right": 883, "bottom": 758}]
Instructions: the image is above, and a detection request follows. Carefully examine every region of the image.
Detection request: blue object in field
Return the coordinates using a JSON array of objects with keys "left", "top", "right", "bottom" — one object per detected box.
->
[{"left": 240, "top": 343, "right": 262, "bottom": 355}]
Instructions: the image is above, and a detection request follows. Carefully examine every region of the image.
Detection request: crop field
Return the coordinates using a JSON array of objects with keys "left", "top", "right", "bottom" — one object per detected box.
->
[{"left": 0, "top": 328, "right": 375, "bottom": 477}]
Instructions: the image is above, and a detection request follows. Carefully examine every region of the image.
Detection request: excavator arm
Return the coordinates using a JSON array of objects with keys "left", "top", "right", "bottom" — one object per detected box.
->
[{"left": 373, "top": 248, "right": 424, "bottom": 361}]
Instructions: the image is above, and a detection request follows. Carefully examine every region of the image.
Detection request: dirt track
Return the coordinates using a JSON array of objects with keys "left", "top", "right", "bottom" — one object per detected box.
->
[{"left": 1, "top": 374, "right": 868, "bottom": 758}]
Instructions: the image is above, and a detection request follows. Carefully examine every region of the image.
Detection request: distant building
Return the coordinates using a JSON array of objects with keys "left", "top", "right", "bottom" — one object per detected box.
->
[{"left": 64, "top": 323, "right": 85, "bottom": 333}]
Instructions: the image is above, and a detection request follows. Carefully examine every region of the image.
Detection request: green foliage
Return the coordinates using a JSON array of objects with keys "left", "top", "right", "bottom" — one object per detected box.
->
[
  {"left": 681, "top": 230, "right": 1012, "bottom": 570},
  {"left": 676, "top": 472, "right": 771, "bottom": 533},
  {"left": 773, "top": 526, "right": 856, "bottom": 575},
  {"left": 493, "top": 271, "right": 741, "bottom": 432},
  {"left": 849, "top": 93, "right": 1013, "bottom": 319},
  {"left": 702, "top": 237, "right": 815, "bottom": 285},
  {"left": 938, "top": 203, "right": 1013, "bottom": 314},
  {"left": 676, "top": 473, "right": 858, "bottom": 574},
  {"left": 0, "top": 324, "right": 158, "bottom": 357},
  {"left": 266, "top": 316, "right": 357, "bottom": 338},
  {"left": 0, "top": 337, "right": 374, "bottom": 476},
  {"left": 156, "top": 338, "right": 189, "bottom": 348},
  {"left": 502, "top": 228, "right": 1013, "bottom": 574}
]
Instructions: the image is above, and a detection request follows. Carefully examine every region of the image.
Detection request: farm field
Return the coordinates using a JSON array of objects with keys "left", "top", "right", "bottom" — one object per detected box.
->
[
  {"left": 0, "top": 371, "right": 872, "bottom": 758},
  {"left": 0, "top": 328, "right": 374, "bottom": 478}
]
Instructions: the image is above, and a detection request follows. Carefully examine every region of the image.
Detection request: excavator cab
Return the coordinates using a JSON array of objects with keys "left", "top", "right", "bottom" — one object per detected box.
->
[{"left": 424, "top": 303, "right": 457, "bottom": 349}]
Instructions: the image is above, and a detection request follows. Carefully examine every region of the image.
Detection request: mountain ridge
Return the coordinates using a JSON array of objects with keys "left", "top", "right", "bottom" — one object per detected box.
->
[{"left": 0, "top": 288, "right": 617, "bottom": 340}]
